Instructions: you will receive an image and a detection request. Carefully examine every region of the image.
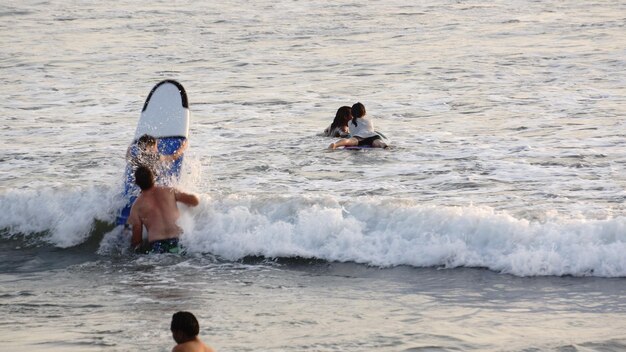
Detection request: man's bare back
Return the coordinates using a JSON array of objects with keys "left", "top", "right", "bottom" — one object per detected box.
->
[
  {"left": 129, "top": 166, "right": 199, "bottom": 249},
  {"left": 172, "top": 337, "right": 214, "bottom": 352}
]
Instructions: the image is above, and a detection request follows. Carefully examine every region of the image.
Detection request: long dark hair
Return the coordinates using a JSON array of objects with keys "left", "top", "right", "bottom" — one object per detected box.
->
[
  {"left": 330, "top": 106, "right": 352, "bottom": 131},
  {"left": 351, "top": 102, "right": 366, "bottom": 127}
]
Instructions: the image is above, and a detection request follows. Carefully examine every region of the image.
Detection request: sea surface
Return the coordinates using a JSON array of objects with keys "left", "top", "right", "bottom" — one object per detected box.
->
[{"left": 1, "top": 1, "right": 626, "bottom": 351}]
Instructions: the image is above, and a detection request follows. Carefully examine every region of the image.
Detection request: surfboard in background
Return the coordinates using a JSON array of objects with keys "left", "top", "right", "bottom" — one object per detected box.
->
[
  {"left": 116, "top": 80, "right": 190, "bottom": 225},
  {"left": 343, "top": 146, "right": 375, "bottom": 150}
]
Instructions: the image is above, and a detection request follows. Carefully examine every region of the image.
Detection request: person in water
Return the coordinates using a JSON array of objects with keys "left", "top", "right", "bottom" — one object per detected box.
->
[
  {"left": 126, "top": 134, "right": 188, "bottom": 177},
  {"left": 328, "top": 102, "right": 388, "bottom": 149},
  {"left": 171, "top": 311, "right": 215, "bottom": 352},
  {"left": 128, "top": 166, "right": 199, "bottom": 254},
  {"left": 323, "top": 106, "right": 352, "bottom": 138}
]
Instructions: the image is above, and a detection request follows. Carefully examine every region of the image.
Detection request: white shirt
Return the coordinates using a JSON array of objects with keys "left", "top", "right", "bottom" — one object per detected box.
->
[{"left": 349, "top": 116, "right": 377, "bottom": 138}]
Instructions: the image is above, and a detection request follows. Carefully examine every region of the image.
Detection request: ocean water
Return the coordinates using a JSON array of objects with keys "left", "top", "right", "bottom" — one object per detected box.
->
[{"left": 1, "top": 0, "right": 626, "bottom": 351}]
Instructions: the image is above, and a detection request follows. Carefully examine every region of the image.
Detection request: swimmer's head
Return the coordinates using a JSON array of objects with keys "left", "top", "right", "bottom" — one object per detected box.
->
[
  {"left": 351, "top": 102, "right": 366, "bottom": 119},
  {"left": 171, "top": 311, "right": 200, "bottom": 343},
  {"left": 134, "top": 166, "right": 155, "bottom": 191},
  {"left": 336, "top": 106, "right": 352, "bottom": 123},
  {"left": 137, "top": 134, "right": 157, "bottom": 151},
  {"left": 331, "top": 106, "right": 352, "bottom": 130}
]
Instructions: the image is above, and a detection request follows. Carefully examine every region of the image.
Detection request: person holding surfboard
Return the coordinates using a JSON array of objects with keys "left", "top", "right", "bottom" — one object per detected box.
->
[
  {"left": 117, "top": 80, "right": 191, "bottom": 227},
  {"left": 323, "top": 106, "right": 352, "bottom": 137},
  {"left": 328, "top": 102, "right": 388, "bottom": 149},
  {"left": 126, "top": 134, "right": 188, "bottom": 177},
  {"left": 128, "top": 165, "right": 199, "bottom": 254}
]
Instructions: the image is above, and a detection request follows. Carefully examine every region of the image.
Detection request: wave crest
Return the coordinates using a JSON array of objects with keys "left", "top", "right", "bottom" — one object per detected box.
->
[{"left": 2, "top": 188, "right": 626, "bottom": 277}]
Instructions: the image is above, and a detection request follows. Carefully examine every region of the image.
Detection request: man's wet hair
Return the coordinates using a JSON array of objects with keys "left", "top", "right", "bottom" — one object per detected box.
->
[
  {"left": 137, "top": 134, "right": 157, "bottom": 149},
  {"left": 134, "top": 166, "right": 155, "bottom": 190},
  {"left": 171, "top": 311, "right": 200, "bottom": 337}
]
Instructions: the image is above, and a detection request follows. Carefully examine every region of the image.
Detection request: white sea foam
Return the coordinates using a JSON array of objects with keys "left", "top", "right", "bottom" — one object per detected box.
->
[
  {"left": 0, "top": 186, "right": 121, "bottom": 247},
  {"left": 181, "top": 193, "right": 626, "bottom": 277},
  {"left": 2, "top": 184, "right": 626, "bottom": 277}
]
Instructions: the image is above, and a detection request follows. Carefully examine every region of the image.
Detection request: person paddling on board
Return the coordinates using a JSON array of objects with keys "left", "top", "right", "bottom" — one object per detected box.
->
[
  {"left": 171, "top": 311, "right": 215, "bottom": 352},
  {"left": 128, "top": 166, "right": 199, "bottom": 254},
  {"left": 126, "top": 134, "right": 188, "bottom": 177},
  {"left": 328, "top": 102, "right": 388, "bottom": 149},
  {"left": 323, "top": 106, "right": 352, "bottom": 138}
]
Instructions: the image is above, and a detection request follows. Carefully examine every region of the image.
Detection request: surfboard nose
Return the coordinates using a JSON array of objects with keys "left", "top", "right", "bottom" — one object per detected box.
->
[{"left": 135, "top": 80, "right": 190, "bottom": 139}]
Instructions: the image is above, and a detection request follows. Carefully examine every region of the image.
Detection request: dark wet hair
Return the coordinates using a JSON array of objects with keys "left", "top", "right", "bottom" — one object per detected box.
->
[
  {"left": 134, "top": 165, "right": 155, "bottom": 191},
  {"left": 137, "top": 134, "right": 157, "bottom": 149},
  {"left": 330, "top": 106, "right": 352, "bottom": 132},
  {"left": 351, "top": 102, "right": 366, "bottom": 127},
  {"left": 171, "top": 311, "right": 200, "bottom": 337}
]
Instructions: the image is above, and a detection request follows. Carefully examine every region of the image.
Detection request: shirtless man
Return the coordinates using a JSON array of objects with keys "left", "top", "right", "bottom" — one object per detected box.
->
[
  {"left": 171, "top": 311, "right": 215, "bottom": 352},
  {"left": 128, "top": 166, "right": 199, "bottom": 253}
]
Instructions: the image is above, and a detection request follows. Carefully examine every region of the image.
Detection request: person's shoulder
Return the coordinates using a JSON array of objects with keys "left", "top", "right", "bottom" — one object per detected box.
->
[
  {"left": 201, "top": 341, "right": 215, "bottom": 352},
  {"left": 156, "top": 186, "right": 179, "bottom": 199},
  {"left": 172, "top": 343, "right": 190, "bottom": 352},
  {"left": 131, "top": 193, "right": 146, "bottom": 205},
  {"left": 172, "top": 340, "right": 214, "bottom": 352},
  {"left": 154, "top": 185, "right": 175, "bottom": 193}
]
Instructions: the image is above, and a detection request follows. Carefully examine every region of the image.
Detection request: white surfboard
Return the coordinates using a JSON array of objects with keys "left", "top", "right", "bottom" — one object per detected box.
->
[
  {"left": 117, "top": 80, "right": 190, "bottom": 225},
  {"left": 135, "top": 80, "right": 190, "bottom": 139}
]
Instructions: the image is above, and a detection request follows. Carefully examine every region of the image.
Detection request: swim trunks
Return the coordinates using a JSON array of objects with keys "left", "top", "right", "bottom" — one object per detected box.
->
[{"left": 149, "top": 238, "right": 182, "bottom": 254}]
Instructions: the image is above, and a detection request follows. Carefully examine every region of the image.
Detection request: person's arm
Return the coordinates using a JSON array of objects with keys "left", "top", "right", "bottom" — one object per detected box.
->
[
  {"left": 161, "top": 139, "right": 188, "bottom": 163},
  {"left": 174, "top": 189, "right": 199, "bottom": 207},
  {"left": 338, "top": 126, "right": 350, "bottom": 137},
  {"left": 128, "top": 206, "right": 143, "bottom": 249}
]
